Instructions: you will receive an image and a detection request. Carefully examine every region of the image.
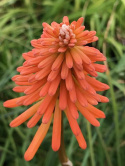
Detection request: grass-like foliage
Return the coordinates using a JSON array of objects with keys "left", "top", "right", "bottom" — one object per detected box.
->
[{"left": 0, "top": 0, "right": 125, "bottom": 166}]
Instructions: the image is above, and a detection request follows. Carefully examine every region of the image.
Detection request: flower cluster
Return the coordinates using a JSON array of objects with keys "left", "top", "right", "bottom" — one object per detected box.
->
[{"left": 4, "top": 16, "right": 109, "bottom": 161}]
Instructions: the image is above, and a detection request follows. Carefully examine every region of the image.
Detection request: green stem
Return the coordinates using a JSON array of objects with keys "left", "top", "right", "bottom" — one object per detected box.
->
[
  {"left": 87, "top": 121, "right": 95, "bottom": 166},
  {"left": 96, "top": 128, "right": 113, "bottom": 166},
  {"left": 102, "top": 1, "right": 121, "bottom": 165},
  {"left": 105, "top": 67, "right": 121, "bottom": 166}
]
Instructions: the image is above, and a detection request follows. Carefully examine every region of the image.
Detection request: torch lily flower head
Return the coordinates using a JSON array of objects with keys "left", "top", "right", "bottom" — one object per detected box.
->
[{"left": 3, "top": 16, "right": 109, "bottom": 161}]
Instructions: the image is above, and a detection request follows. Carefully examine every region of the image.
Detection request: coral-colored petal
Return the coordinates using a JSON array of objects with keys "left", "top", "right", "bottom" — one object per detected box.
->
[
  {"left": 48, "top": 75, "right": 61, "bottom": 96},
  {"left": 87, "top": 84, "right": 96, "bottom": 95},
  {"left": 24, "top": 78, "right": 46, "bottom": 95},
  {"left": 87, "top": 104, "right": 106, "bottom": 118},
  {"left": 76, "top": 77, "right": 89, "bottom": 90},
  {"left": 35, "top": 65, "right": 51, "bottom": 80},
  {"left": 21, "top": 66, "right": 40, "bottom": 75},
  {"left": 59, "top": 81, "right": 68, "bottom": 110},
  {"left": 37, "top": 95, "right": 53, "bottom": 115},
  {"left": 65, "top": 70, "right": 74, "bottom": 91},
  {"left": 26, "top": 56, "right": 45, "bottom": 66},
  {"left": 23, "top": 90, "right": 40, "bottom": 106},
  {"left": 96, "top": 94, "right": 109, "bottom": 103},
  {"left": 66, "top": 50, "right": 73, "bottom": 68},
  {"left": 75, "top": 130, "right": 87, "bottom": 149},
  {"left": 68, "top": 97, "right": 79, "bottom": 119},
  {"left": 27, "top": 113, "right": 42, "bottom": 128},
  {"left": 24, "top": 116, "right": 52, "bottom": 161},
  {"left": 15, "top": 81, "right": 32, "bottom": 86},
  {"left": 63, "top": 16, "right": 69, "bottom": 25},
  {"left": 47, "top": 68, "right": 61, "bottom": 82},
  {"left": 76, "top": 17, "right": 84, "bottom": 28},
  {"left": 4, "top": 97, "right": 21, "bottom": 108},
  {"left": 76, "top": 87, "right": 88, "bottom": 107},
  {"left": 69, "top": 83, "right": 77, "bottom": 103},
  {"left": 13, "top": 75, "right": 31, "bottom": 82},
  {"left": 42, "top": 96, "right": 57, "bottom": 124},
  {"left": 65, "top": 109, "right": 80, "bottom": 136},
  {"left": 52, "top": 101, "right": 61, "bottom": 151},
  {"left": 73, "top": 65, "right": 85, "bottom": 80},
  {"left": 61, "top": 60, "right": 69, "bottom": 79},
  {"left": 74, "top": 26, "right": 85, "bottom": 34},
  {"left": 70, "top": 49, "right": 82, "bottom": 65},
  {"left": 13, "top": 86, "right": 28, "bottom": 93},
  {"left": 38, "top": 54, "right": 56, "bottom": 68},
  {"left": 75, "top": 47, "right": 91, "bottom": 64},
  {"left": 10, "top": 101, "right": 42, "bottom": 127},
  {"left": 51, "top": 53, "right": 64, "bottom": 71},
  {"left": 76, "top": 102, "right": 100, "bottom": 126},
  {"left": 86, "top": 75, "right": 110, "bottom": 91},
  {"left": 39, "top": 81, "right": 51, "bottom": 97},
  {"left": 93, "top": 63, "right": 107, "bottom": 73}
]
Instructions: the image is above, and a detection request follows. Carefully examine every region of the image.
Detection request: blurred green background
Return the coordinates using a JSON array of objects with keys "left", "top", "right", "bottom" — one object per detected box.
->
[{"left": 0, "top": 0, "right": 125, "bottom": 166}]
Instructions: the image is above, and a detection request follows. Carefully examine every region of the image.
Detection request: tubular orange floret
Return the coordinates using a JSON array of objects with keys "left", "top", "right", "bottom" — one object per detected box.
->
[
  {"left": 51, "top": 53, "right": 64, "bottom": 71},
  {"left": 59, "top": 81, "right": 68, "bottom": 110},
  {"left": 70, "top": 48, "right": 82, "bottom": 65},
  {"left": 76, "top": 102, "right": 100, "bottom": 127},
  {"left": 10, "top": 101, "right": 42, "bottom": 127},
  {"left": 68, "top": 97, "right": 79, "bottom": 119},
  {"left": 66, "top": 50, "right": 73, "bottom": 68},
  {"left": 37, "top": 95, "right": 53, "bottom": 115},
  {"left": 52, "top": 101, "right": 61, "bottom": 151},
  {"left": 13, "top": 86, "right": 29, "bottom": 93},
  {"left": 87, "top": 104, "right": 106, "bottom": 119},
  {"left": 39, "top": 81, "right": 51, "bottom": 97},
  {"left": 76, "top": 87, "right": 88, "bottom": 107},
  {"left": 65, "top": 70, "right": 74, "bottom": 91},
  {"left": 4, "top": 98, "right": 21, "bottom": 108},
  {"left": 27, "top": 113, "right": 42, "bottom": 128},
  {"left": 3, "top": 16, "right": 109, "bottom": 161},
  {"left": 42, "top": 96, "right": 57, "bottom": 124},
  {"left": 61, "top": 60, "right": 69, "bottom": 79},
  {"left": 75, "top": 130, "right": 87, "bottom": 149},
  {"left": 65, "top": 108, "right": 81, "bottom": 136},
  {"left": 24, "top": 115, "right": 53, "bottom": 161},
  {"left": 24, "top": 78, "right": 46, "bottom": 95}
]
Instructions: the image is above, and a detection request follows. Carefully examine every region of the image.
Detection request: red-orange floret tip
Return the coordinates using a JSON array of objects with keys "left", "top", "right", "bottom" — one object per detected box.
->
[{"left": 3, "top": 16, "right": 109, "bottom": 161}]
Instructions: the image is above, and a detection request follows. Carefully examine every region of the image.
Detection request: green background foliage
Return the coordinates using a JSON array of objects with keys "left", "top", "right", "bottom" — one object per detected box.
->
[{"left": 0, "top": 0, "right": 125, "bottom": 165}]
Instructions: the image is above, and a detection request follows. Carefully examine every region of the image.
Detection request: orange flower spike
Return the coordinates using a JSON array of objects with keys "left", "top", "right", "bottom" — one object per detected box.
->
[{"left": 3, "top": 16, "right": 109, "bottom": 161}]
